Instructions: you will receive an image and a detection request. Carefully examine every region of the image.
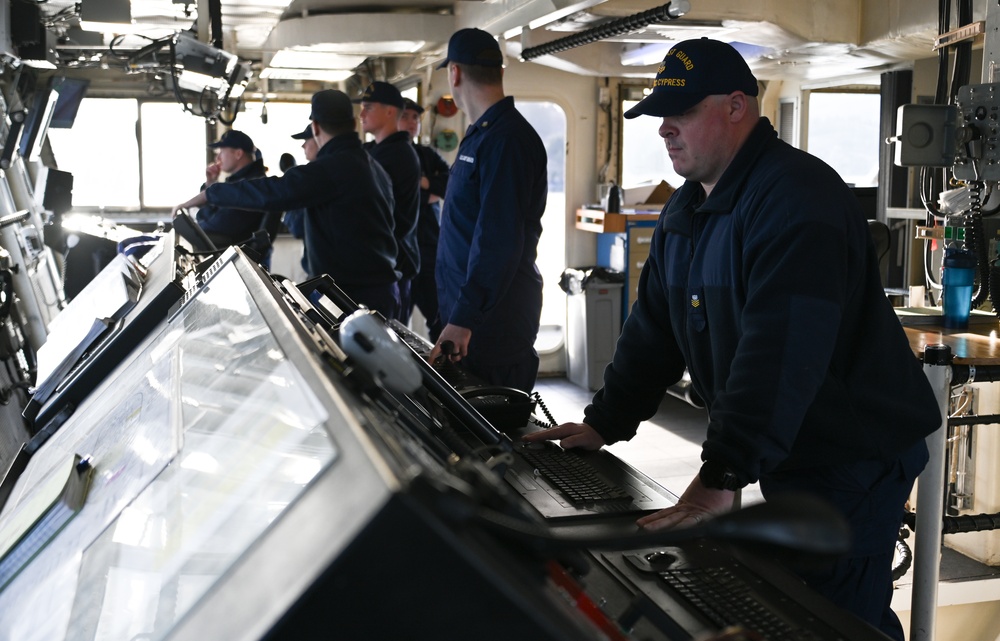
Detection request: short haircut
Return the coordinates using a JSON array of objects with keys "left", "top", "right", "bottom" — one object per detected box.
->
[
  {"left": 314, "top": 118, "right": 355, "bottom": 138},
  {"left": 455, "top": 62, "right": 502, "bottom": 86},
  {"left": 232, "top": 146, "right": 255, "bottom": 161}
]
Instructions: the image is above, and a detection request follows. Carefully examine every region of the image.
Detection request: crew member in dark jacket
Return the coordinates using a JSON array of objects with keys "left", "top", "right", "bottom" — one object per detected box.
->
[
  {"left": 175, "top": 90, "right": 400, "bottom": 318},
  {"left": 427, "top": 29, "right": 548, "bottom": 393},
  {"left": 358, "top": 81, "right": 421, "bottom": 324},
  {"left": 399, "top": 98, "right": 449, "bottom": 341},
  {"left": 525, "top": 39, "right": 939, "bottom": 641},
  {"left": 195, "top": 129, "right": 278, "bottom": 266},
  {"left": 281, "top": 123, "right": 319, "bottom": 275}
]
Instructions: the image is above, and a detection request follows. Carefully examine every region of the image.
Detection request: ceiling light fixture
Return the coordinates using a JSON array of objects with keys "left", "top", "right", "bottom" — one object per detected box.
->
[{"left": 259, "top": 68, "right": 355, "bottom": 82}]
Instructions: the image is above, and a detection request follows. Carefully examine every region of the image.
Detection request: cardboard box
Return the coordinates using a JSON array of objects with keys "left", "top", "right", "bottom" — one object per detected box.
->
[{"left": 621, "top": 180, "right": 676, "bottom": 213}]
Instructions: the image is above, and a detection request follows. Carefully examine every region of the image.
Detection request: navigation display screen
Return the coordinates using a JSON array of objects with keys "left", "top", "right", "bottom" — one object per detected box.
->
[{"left": 0, "top": 259, "right": 337, "bottom": 641}]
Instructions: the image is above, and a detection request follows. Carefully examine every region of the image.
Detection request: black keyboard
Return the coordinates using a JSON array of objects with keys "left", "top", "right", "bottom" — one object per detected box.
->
[
  {"left": 389, "top": 319, "right": 635, "bottom": 507},
  {"left": 518, "top": 442, "right": 631, "bottom": 504},
  {"left": 659, "top": 566, "right": 824, "bottom": 641},
  {"left": 432, "top": 359, "right": 488, "bottom": 389},
  {"left": 390, "top": 320, "right": 433, "bottom": 356}
]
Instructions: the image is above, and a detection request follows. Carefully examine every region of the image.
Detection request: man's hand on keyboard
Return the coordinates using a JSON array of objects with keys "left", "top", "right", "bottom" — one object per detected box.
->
[
  {"left": 428, "top": 324, "right": 472, "bottom": 364},
  {"left": 522, "top": 421, "right": 606, "bottom": 451},
  {"left": 636, "top": 474, "right": 734, "bottom": 531}
]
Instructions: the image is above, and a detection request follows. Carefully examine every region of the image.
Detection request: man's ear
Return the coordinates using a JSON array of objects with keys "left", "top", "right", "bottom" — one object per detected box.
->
[{"left": 729, "top": 91, "right": 750, "bottom": 122}]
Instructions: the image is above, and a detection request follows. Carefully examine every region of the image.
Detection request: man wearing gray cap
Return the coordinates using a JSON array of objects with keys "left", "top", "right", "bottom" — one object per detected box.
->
[
  {"left": 175, "top": 89, "right": 400, "bottom": 317},
  {"left": 525, "top": 38, "right": 938, "bottom": 640}
]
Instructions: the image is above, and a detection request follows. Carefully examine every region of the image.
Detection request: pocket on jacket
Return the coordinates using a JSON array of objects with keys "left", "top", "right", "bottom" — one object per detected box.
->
[{"left": 687, "top": 289, "right": 706, "bottom": 332}]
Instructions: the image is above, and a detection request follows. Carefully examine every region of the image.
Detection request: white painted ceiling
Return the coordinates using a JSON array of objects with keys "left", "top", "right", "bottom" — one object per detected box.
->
[{"left": 42, "top": 0, "right": 959, "bottom": 87}]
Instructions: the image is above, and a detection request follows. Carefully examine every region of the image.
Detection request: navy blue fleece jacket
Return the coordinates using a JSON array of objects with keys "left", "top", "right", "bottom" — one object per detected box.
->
[{"left": 585, "top": 118, "right": 939, "bottom": 486}]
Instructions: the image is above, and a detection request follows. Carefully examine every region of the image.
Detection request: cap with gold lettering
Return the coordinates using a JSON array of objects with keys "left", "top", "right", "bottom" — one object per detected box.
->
[{"left": 624, "top": 38, "right": 758, "bottom": 119}]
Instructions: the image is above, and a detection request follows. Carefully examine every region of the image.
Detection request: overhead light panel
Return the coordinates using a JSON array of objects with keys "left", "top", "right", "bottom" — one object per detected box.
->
[
  {"left": 259, "top": 68, "right": 354, "bottom": 82},
  {"left": 620, "top": 42, "right": 676, "bottom": 66},
  {"left": 268, "top": 50, "right": 368, "bottom": 70},
  {"left": 311, "top": 41, "right": 427, "bottom": 56},
  {"left": 262, "top": 48, "right": 367, "bottom": 83}
]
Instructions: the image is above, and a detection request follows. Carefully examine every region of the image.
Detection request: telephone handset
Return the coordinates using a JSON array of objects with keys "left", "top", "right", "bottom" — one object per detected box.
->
[{"left": 460, "top": 386, "right": 536, "bottom": 432}]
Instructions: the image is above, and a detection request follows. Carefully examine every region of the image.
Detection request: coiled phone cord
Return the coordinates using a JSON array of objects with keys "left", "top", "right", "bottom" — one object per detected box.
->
[{"left": 530, "top": 391, "right": 558, "bottom": 429}]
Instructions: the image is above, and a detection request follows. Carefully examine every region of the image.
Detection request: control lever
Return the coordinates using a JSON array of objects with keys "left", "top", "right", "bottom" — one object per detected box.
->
[{"left": 435, "top": 340, "right": 456, "bottom": 365}]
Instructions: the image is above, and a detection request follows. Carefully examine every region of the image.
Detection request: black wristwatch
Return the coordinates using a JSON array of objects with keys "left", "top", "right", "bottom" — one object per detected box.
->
[{"left": 699, "top": 460, "right": 743, "bottom": 491}]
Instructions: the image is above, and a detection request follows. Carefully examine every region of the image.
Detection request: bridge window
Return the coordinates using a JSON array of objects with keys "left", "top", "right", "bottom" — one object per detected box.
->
[
  {"left": 621, "top": 98, "right": 683, "bottom": 190},
  {"left": 46, "top": 99, "right": 311, "bottom": 212},
  {"left": 47, "top": 98, "right": 141, "bottom": 209},
  {"left": 518, "top": 100, "right": 567, "bottom": 330},
  {"left": 806, "top": 90, "right": 880, "bottom": 187},
  {"left": 139, "top": 102, "right": 208, "bottom": 208},
  {"left": 227, "top": 101, "right": 313, "bottom": 170},
  {"left": 621, "top": 90, "right": 881, "bottom": 191}
]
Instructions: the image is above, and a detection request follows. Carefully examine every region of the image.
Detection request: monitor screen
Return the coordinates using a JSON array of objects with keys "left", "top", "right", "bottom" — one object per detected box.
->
[
  {"left": 0, "top": 254, "right": 339, "bottom": 639},
  {"left": 17, "top": 84, "right": 56, "bottom": 162},
  {"left": 16, "top": 77, "right": 90, "bottom": 162},
  {"left": 48, "top": 78, "right": 90, "bottom": 130}
]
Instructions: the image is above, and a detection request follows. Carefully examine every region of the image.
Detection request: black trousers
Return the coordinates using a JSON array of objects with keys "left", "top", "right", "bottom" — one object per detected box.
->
[
  {"left": 759, "top": 439, "right": 928, "bottom": 641},
  {"left": 396, "top": 278, "right": 413, "bottom": 325},
  {"left": 462, "top": 346, "right": 539, "bottom": 394},
  {"left": 410, "top": 249, "right": 441, "bottom": 341}
]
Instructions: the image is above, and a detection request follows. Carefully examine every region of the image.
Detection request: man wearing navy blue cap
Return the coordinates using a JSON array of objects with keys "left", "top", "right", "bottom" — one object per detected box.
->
[
  {"left": 524, "top": 38, "right": 937, "bottom": 640},
  {"left": 291, "top": 123, "right": 319, "bottom": 161},
  {"left": 175, "top": 90, "right": 400, "bottom": 318},
  {"left": 195, "top": 129, "right": 278, "bottom": 266},
  {"left": 427, "top": 28, "right": 548, "bottom": 394},
  {"left": 281, "top": 123, "right": 318, "bottom": 274},
  {"left": 399, "top": 98, "right": 449, "bottom": 342},
  {"left": 358, "top": 81, "right": 421, "bottom": 325}
]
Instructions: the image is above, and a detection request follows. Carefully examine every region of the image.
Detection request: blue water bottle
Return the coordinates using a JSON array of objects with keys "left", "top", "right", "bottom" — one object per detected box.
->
[{"left": 942, "top": 248, "right": 977, "bottom": 329}]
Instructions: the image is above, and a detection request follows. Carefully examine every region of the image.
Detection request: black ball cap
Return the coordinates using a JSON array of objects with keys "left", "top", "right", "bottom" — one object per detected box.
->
[
  {"left": 437, "top": 28, "right": 503, "bottom": 69},
  {"left": 402, "top": 98, "right": 424, "bottom": 114},
  {"left": 625, "top": 38, "right": 759, "bottom": 120},
  {"left": 209, "top": 129, "right": 255, "bottom": 153},
  {"left": 355, "top": 81, "right": 404, "bottom": 109},
  {"left": 310, "top": 89, "right": 354, "bottom": 125},
  {"left": 290, "top": 123, "right": 314, "bottom": 140}
]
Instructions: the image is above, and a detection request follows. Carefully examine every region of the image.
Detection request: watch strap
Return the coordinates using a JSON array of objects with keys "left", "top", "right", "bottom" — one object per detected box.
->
[{"left": 698, "top": 460, "right": 743, "bottom": 491}]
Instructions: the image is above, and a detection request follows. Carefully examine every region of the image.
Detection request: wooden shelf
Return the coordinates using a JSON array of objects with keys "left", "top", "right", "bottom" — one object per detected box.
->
[{"left": 575, "top": 208, "right": 659, "bottom": 233}]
